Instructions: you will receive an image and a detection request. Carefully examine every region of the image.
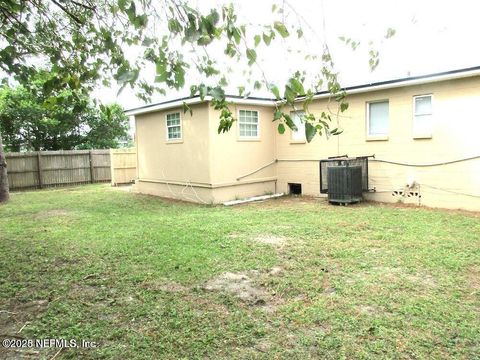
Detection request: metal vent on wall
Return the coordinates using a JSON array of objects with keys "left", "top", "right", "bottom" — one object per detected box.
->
[{"left": 319, "top": 156, "right": 370, "bottom": 194}]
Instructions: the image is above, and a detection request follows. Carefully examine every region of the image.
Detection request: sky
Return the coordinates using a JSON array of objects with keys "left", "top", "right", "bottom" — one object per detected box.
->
[{"left": 94, "top": 0, "right": 480, "bottom": 111}]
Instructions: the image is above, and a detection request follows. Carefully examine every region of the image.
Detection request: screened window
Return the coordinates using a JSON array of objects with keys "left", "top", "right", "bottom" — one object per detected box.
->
[
  {"left": 239, "top": 110, "right": 259, "bottom": 138},
  {"left": 166, "top": 112, "right": 181, "bottom": 140},
  {"left": 291, "top": 111, "right": 306, "bottom": 141},
  {"left": 413, "top": 95, "right": 433, "bottom": 137},
  {"left": 367, "top": 101, "right": 389, "bottom": 137}
]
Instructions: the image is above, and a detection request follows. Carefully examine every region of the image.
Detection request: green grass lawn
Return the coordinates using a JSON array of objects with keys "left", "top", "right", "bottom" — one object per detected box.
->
[{"left": 0, "top": 185, "right": 479, "bottom": 359}]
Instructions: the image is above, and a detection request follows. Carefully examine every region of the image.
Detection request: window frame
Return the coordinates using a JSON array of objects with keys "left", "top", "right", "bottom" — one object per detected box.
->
[
  {"left": 366, "top": 99, "right": 389, "bottom": 141},
  {"left": 237, "top": 109, "right": 260, "bottom": 140},
  {"left": 165, "top": 112, "right": 182, "bottom": 142},
  {"left": 412, "top": 94, "right": 433, "bottom": 139},
  {"left": 290, "top": 111, "right": 306, "bottom": 143}
]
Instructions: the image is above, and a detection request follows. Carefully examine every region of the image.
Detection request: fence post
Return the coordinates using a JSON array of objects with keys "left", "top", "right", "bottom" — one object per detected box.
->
[
  {"left": 89, "top": 150, "right": 94, "bottom": 183},
  {"left": 109, "top": 149, "right": 115, "bottom": 186},
  {"left": 37, "top": 152, "right": 43, "bottom": 189}
]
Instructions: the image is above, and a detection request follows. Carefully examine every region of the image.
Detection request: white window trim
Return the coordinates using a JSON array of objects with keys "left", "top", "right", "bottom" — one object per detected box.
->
[
  {"left": 290, "top": 111, "right": 306, "bottom": 143},
  {"left": 366, "top": 100, "right": 389, "bottom": 141},
  {"left": 412, "top": 94, "right": 433, "bottom": 139},
  {"left": 237, "top": 109, "right": 260, "bottom": 141},
  {"left": 165, "top": 112, "right": 183, "bottom": 142}
]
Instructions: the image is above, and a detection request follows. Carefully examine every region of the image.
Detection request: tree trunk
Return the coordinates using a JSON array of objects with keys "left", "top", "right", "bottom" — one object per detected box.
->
[{"left": 0, "top": 132, "right": 10, "bottom": 203}]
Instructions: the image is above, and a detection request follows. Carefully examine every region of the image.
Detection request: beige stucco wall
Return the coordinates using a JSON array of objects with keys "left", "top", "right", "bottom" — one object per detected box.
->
[
  {"left": 132, "top": 76, "right": 479, "bottom": 210},
  {"left": 132, "top": 101, "right": 276, "bottom": 203},
  {"left": 208, "top": 104, "right": 277, "bottom": 199},
  {"left": 275, "top": 76, "right": 480, "bottom": 211},
  {"left": 209, "top": 104, "right": 276, "bottom": 182},
  {"left": 133, "top": 103, "right": 214, "bottom": 201}
]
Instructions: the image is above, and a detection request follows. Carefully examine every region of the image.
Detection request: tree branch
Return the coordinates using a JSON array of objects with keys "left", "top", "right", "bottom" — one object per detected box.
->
[
  {"left": 69, "top": 0, "right": 96, "bottom": 12},
  {"left": 50, "top": 0, "right": 83, "bottom": 25}
]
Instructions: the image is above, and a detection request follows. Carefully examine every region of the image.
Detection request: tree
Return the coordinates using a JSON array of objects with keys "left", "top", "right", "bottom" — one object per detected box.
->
[
  {"left": 0, "top": 0, "right": 373, "bottom": 202},
  {"left": 79, "top": 104, "right": 131, "bottom": 150},
  {"left": 0, "top": 75, "right": 130, "bottom": 151}
]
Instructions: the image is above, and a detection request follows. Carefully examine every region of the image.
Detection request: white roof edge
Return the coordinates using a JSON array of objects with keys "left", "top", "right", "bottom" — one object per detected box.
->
[
  {"left": 307, "top": 67, "right": 480, "bottom": 102},
  {"left": 126, "top": 67, "right": 480, "bottom": 115},
  {"left": 125, "top": 96, "right": 275, "bottom": 116}
]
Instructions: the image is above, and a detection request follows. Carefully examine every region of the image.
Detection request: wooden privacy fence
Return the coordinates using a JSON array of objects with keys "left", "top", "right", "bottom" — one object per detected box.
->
[
  {"left": 6, "top": 149, "right": 111, "bottom": 190},
  {"left": 110, "top": 148, "right": 137, "bottom": 186}
]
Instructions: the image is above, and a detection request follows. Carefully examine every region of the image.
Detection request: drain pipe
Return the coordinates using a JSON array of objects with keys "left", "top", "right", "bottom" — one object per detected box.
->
[{"left": 236, "top": 159, "right": 277, "bottom": 181}]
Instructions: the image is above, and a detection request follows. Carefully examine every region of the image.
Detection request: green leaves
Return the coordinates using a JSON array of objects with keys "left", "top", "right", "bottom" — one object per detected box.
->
[
  {"left": 284, "top": 85, "right": 296, "bottom": 103},
  {"left": 231, "top": 27, "right": 242, "bottom": 44},
  {"left": 0, "top": 72, "right": 130, "bottom": 151},
  {"left": 208, "top": 86, "right": 225, "bottom": 101},
  {"left": 270, "top": 85, "right": 281, "bottom": 100},
  {"left": 183, "top": 102, "right": 193, "bottom": 116},
  {"left": 155, "top": 61, "right": 167, "bottom": 82},
  {"left": 124, "top": 2, "right": 147, "bottom": 29},
  {"left": 369, "top": 49, "right": 380, "bottom": 71},
  {"left": 224, "top": 43, "right": 237, "bottom": 57},
  {"left": 262, "top": 31, "right": 274, "bottom": 45},
  {"left": 329, "top": 128, "right": 343, "bottom": 135},
  {"left": 0, "top": 0, "right": 352, "bottom": 148},
  {"left": 198, "top": 84, "right": 208, "bottom": 100},
  {"left": 246, "top": 48, "right": 257, "bottom": 65},
  {"left": 168, "top": 19, "right": 182, "bottom": 34},
  {"left": 194, "top": 84, "right": 225, "bottom": 101},
  {"left": 212, "top": 96, "right": 235, "bottom": 134},
  {"left": 273, "top": 21, "right": 289, "bottom": 38},
  {"left": 282, "top": 113, "right": 295, "bottom": 130},
  {"left": 254, "top": 35, "right": 261, "bottom": 47},
  {"left": 289, "top": 78, "right": 305, "bottom": 96},
  {"left": 305, "top": 122, "right": 316, "bottom": 143},
  {"left": 340, "top": 101, "right": 349, "bottom": 112},
  {"left": 116, "top": 67, "right": 139, "bottom": 83},
  {"left": 385, "top": 27, "right": 396, "bottom": 39}
]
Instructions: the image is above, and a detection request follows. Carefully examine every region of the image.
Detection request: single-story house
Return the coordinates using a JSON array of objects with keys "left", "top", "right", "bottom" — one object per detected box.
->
[{"left": 126, "top": 66, "right": 480, "bottom": 211}]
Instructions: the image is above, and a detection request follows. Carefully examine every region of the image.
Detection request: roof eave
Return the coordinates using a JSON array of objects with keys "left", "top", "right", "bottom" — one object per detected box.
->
[
  {"left": 126, "top": 65, "right": 480, "bottom": 115},
  {"left": 125, "top": 96, "right": 276, "bottom": 116},
  {"left": 305, "top": 66, "right": 480, "bottom": 102}
]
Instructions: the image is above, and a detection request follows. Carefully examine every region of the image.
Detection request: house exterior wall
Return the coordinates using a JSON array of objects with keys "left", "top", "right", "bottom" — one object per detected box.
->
[
  {"left": 133, "top": 103, "right": 213, "bottom": 201},
  {"left": 132, "top": 102, "right": 276, "bottom": 203},
  {"left": 275, "top": 76, "right": 480, "bottom": 211},
  {"left": 132, "top": 75, "right": 479, "bottom": 211},
  {"left": 208, "top": 104, "right": 276, "bottom": 202}
]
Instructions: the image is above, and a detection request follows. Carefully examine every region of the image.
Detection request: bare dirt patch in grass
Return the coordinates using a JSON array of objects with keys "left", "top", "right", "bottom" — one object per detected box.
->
[
  {"left": 227, "top": 233, "right": 241, "bottom": 239},
  {"left": 203, "top": 268, "right": 286, "bottom": 310},
  {"left": 69, "top": 283, "right": 100, "bottom": 300},
  {"left": 467, "top": 266, "right": 480, "bottom": 291},
  {"left": 0, "top": 300, "right": 49, "bottom": 333},
  {"left": 406, "top": 273, "right": 437, "bottom": 288},
  {"left": 357, "top": 304, "right": 385, "bottom": 316},
  {"left": 0, "top": 300, "right": 50, "bottom": 359},
  {"left": 204, "top": 271, "right": 268, "bottom": 304},
  {"left": 34, "top": 209, "right": 70, "bottom": 219},
  {"left": 254, "top": 234, "right": 288, "bottom": 246}
]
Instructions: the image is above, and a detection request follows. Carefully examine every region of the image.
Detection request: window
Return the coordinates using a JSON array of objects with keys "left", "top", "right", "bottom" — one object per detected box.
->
[
  {"left": 367, "top": 101, "right": 389, "bottom": 138},
  {"left": 238, "top": 110, "right": 259, "bottom": 138},
  {"left": 413, "top": 95, "right": 433, "bottom": 138},
  {"left": 291, "top": 111, "right": 306, "bottom": 142},
  {"left": 166, "top": 112, "right": 181, "bottom": 141}
]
